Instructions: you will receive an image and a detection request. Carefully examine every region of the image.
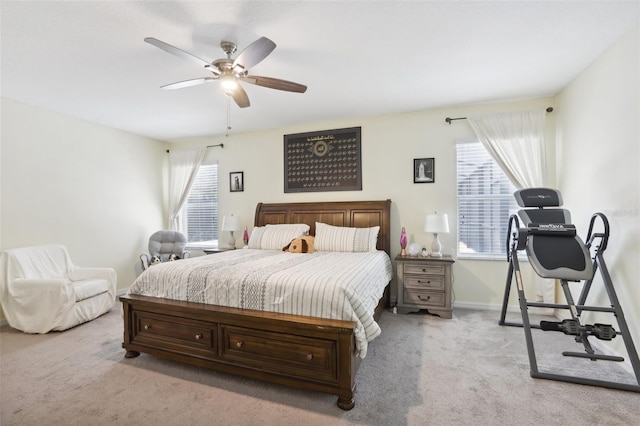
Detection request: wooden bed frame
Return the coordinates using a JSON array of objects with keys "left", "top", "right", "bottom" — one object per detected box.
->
[{"left": 120, "top": 199, "right": 391, "bottom": 410}]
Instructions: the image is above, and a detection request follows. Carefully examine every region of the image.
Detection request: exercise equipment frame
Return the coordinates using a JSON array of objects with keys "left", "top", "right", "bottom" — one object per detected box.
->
[{"left": 499, "top": 212, "right": 640, "bottom": 393}]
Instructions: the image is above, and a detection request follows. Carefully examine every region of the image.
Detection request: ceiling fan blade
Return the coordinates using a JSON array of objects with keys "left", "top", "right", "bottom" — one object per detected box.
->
[
  {"left": 145, "top": 37, "right": 210, "bottom": 68},
  {"left": 242, "top": 75, "right": 307, "bottom": 93},
  {"left": 231, "top": 84, "right": 250, "bottom": 108},
  {"left": 160, "top": 77, "right": 217, "bottom": 90},
  {"left": 232, "top": 37, "right": 276, "bottom": 71}
]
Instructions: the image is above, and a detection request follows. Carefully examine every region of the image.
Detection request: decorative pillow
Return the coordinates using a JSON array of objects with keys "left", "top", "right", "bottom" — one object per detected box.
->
[
  {"left": 283, "top": 236, "right": 315, "bottom": 253},
  {"left": 248, "top": 223, "right": 310, "bottom": 250},
  {"left": 314, "top": 222, "right": 380, "bottom": 252}
]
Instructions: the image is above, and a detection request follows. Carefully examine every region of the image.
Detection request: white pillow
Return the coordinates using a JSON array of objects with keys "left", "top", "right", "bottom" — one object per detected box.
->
[
  {"left": 247, "top": 224, "right": 310, "bottom": 250},
  {"left": 314, "top": 222, "right": 379, "bottom": 252}
]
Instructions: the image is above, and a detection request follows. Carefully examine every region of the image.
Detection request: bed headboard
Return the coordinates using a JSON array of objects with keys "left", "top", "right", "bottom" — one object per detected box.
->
[{"left": 254, "top": 200, "right": 392, "bottom": 255}]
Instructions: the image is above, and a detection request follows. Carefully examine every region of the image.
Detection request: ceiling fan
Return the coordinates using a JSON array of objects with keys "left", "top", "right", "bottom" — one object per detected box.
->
[{"left": 145, "top": 36, "right": 307, "bottom": 108}]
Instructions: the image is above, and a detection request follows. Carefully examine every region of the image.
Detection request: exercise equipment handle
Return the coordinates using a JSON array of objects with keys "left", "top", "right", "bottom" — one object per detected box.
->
[
  {"left": 586, "top": 213, "right": 609, "bottom": 253},
  {"left": 506, "top": 214, "right": 520, "bottom": 261}
]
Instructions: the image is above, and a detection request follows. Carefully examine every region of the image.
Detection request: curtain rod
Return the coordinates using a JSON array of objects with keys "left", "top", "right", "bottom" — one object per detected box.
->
[
  {"left": 445, "top": 107, "right": 553, "bottom": 125},
  {"left": 165, "top": 143, "right": 224, "bottom": 153}
]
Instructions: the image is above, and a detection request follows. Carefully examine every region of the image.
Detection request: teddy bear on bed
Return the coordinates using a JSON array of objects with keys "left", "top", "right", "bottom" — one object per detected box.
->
[{"left": 283, "top": 236, "right": 315, "bottom": 253}]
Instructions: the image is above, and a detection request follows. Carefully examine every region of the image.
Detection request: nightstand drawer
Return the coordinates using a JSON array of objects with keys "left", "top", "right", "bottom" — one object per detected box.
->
[
  {"left": 403, "top": 290, "right": 446, "bottom": 307},
  {"left": 404, "top": 263, "right": 445, "bottom": 276},
  {"left": 404, "top": 275, "right": 445, "bottom": 290}
]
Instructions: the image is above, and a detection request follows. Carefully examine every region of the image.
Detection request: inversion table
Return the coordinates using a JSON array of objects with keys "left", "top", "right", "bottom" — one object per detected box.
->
[{"left": 499, "top": 187, "right": 640, "bottom": 392}]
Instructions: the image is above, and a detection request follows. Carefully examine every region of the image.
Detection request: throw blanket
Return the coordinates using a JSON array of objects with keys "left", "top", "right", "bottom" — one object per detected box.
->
[{"left": 128, "top": 249, "right": 393, "bottom": 358}]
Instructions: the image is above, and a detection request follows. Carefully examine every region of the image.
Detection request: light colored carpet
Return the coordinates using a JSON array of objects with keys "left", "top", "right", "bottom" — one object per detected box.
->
[{"left": 1, "top": 307, "right": 638, "bottom": 426}]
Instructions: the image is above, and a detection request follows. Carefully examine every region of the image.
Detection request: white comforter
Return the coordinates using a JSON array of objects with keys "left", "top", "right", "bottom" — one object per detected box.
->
[{"left": 128, "top": 249, "right": 393, "bottom": 358}]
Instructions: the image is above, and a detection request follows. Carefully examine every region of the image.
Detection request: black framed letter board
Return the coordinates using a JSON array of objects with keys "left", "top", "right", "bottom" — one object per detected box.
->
[{"left": 284, "top": 127, "right": 362, "bottom": 193}]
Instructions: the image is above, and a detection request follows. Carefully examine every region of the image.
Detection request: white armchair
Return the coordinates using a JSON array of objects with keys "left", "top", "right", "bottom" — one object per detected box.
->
[{"left": 0, "top": 244, "right": 116, "bottom": 333}]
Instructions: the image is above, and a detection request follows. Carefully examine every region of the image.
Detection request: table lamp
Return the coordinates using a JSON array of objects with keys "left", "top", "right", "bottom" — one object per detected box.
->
[
  {"left": 221, "top": 215, "right": 241, "bottom": 249},
  {"left": 424, "top": 212, "right": 449, "bottom": 258}
]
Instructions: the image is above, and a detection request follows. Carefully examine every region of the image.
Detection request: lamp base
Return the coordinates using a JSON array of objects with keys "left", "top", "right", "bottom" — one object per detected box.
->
[
  {"left": 430, "top": 233, "right": 443, "bottom": 258},
  {"left": 228, "top": 231, "right": 236, "bottom": 249}
]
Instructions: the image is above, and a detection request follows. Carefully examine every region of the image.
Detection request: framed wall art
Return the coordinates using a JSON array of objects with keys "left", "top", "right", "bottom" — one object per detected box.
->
[
  {"left": 414, "top": 158, "right": 434, "bottom": 183},
  {"left": 230, "top": 171, "right": 244, "bottom": 192},
  {"left": 284, "top": 127, "right": 362, "bottom": 193}
]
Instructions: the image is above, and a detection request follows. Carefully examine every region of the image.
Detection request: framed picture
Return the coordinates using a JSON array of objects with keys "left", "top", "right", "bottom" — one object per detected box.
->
[
  {"left": 284, "top": 127, "right": 362, "bottom": 193},
  {"left": 414, "top": 158, "right": 434, "bottom": 183},
  {"left": 230, "top": 171, "right": 244, "bottom": 192}
]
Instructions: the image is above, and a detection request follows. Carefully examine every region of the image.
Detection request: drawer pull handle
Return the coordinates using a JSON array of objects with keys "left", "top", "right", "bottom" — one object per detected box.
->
[
  {"left": 195, "top": 334, "right": 203, "bottom": 340},
  {"left": 144, "top": 324, "right": 151, "bottom": 330},
  {"left": 306, "top": 354, "right": 313, "bottom": 361},
  {"left": 236, "top": 341, "right": 243, "bottom": 348},
  {"left": 418, "top": 280, "right": 431, "bottom": 284},
  {"left": 418, "top": 295, "right": 431, "bottom": 301}
]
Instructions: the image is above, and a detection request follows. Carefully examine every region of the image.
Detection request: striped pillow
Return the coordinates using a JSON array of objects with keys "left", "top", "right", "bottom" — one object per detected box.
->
[
  {"left": 248, "top": 224, "right": 310, "bottom": 250},
  {"left": 314, "top": 222, "right": 379, "bottom": 252}
]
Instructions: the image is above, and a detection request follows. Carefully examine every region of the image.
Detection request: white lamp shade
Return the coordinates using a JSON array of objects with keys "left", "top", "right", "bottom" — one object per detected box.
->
[
  {"left": 424, "top": 213, "right": 449, "bottom": 234},
  {"left": 221, "top": 215, "right": 241, "bottom": 232}
]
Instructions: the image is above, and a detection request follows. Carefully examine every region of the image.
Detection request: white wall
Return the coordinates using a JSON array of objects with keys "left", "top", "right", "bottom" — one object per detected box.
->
[
  {"left": 1, "top": 98, "right": 167, "bottom": 301},
  {"left": 175, "top": 97, "right": 554, "bottom": 308},
  {"left": 2, "top": 22, "right": 635, "bottom": 342},
  {"left": 555, "top": 24, "right": 639, "bottom": 358}
]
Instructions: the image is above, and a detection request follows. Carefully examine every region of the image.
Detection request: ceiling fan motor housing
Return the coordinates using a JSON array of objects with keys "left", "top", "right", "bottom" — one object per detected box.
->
[{"left": 220, "top": 41, "right": 237, "bottom": 56}]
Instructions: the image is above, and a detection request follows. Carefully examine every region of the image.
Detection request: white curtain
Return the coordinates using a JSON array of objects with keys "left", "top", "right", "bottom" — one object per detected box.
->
[
  {"left": 168, "top": 148, "right": 206, "bottom": 230},
  {"left": 467, "top": 109, "right": 553, "bottom": 305},
  {"left": 467, "top": 109, "right": 547, "bottom": 188}
]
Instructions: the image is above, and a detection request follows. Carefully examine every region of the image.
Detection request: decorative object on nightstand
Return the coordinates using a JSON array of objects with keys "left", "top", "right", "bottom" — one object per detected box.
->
[
  {"left": 400, "top": 227, "right": 407, "bottom": 256},
  {"left": 243, "top": 226, "right": 249, "bottom": 248},
  {"left": 424, "top": 212, "right": 449, "bottom": 258},
  {"left": 407, "top": 242, "right": 421, "bottom": 257},
  {"left": 221, "top": 215, "right": 241, "bottom": 249},
  {"left": 395, "top": 254, "right": 455, "bottom": 318}
]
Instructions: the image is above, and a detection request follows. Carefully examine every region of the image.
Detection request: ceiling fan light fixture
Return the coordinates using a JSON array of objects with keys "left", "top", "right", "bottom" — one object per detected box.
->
[{"left": 220, "top": 73, "right": 238, "bottom": 93}]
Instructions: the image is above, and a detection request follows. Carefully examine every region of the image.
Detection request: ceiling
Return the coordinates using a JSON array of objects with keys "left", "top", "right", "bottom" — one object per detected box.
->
[{"left": 1, "top": 1, "right": 638, "bottom": 142}]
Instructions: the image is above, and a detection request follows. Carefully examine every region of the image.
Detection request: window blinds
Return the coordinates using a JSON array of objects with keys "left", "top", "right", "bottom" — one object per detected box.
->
[
  {"left": 181, "top": 163, "right": 219, "bottom": 244},
  {"left": 456, "top": 142, "right": 518, "bottom": 258}
]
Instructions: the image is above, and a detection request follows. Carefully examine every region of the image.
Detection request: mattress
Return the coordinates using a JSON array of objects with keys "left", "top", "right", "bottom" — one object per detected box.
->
[{"left": 128, "top": 249, "right": 393, "bottom": 357}]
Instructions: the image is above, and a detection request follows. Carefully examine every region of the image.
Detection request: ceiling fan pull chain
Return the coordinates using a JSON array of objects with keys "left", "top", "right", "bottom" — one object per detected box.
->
[{"left": 226, "top": 95, "right": 232, "bottom": 137}]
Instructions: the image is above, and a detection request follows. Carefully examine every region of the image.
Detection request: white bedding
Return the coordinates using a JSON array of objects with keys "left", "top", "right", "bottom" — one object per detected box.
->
[{"left": 127, "top": 249, "right": 393, "bottom": 358}]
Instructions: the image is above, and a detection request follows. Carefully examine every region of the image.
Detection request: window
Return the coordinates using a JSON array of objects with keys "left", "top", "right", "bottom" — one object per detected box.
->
[
  {"left": 178, "top": 163, "right": 218, "bottom": 248},
  {"left": 456, "top": 142, "right": 518, "bottom": 259}
]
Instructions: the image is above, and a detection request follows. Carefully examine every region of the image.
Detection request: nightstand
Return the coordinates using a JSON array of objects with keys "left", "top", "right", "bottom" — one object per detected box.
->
[{"left": 395, "top": 254, "right": 455, "bottom": 318}]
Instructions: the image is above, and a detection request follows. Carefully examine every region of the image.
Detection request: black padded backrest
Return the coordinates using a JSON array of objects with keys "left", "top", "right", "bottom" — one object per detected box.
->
[
  {"left": 518, "top": 208, "right": 571, "bottom": 226},
  {"left": 515, "top": 188, "right": 571, "bottom": 225},
  {"left": 514, "top": 188, "right": 562, "bottom": 208},
  {"left": 526, "top": 235, "right": 593, "bottom": 281},
  {"left": 514, "top": 188, "right": 592, "bottom": 281}
]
